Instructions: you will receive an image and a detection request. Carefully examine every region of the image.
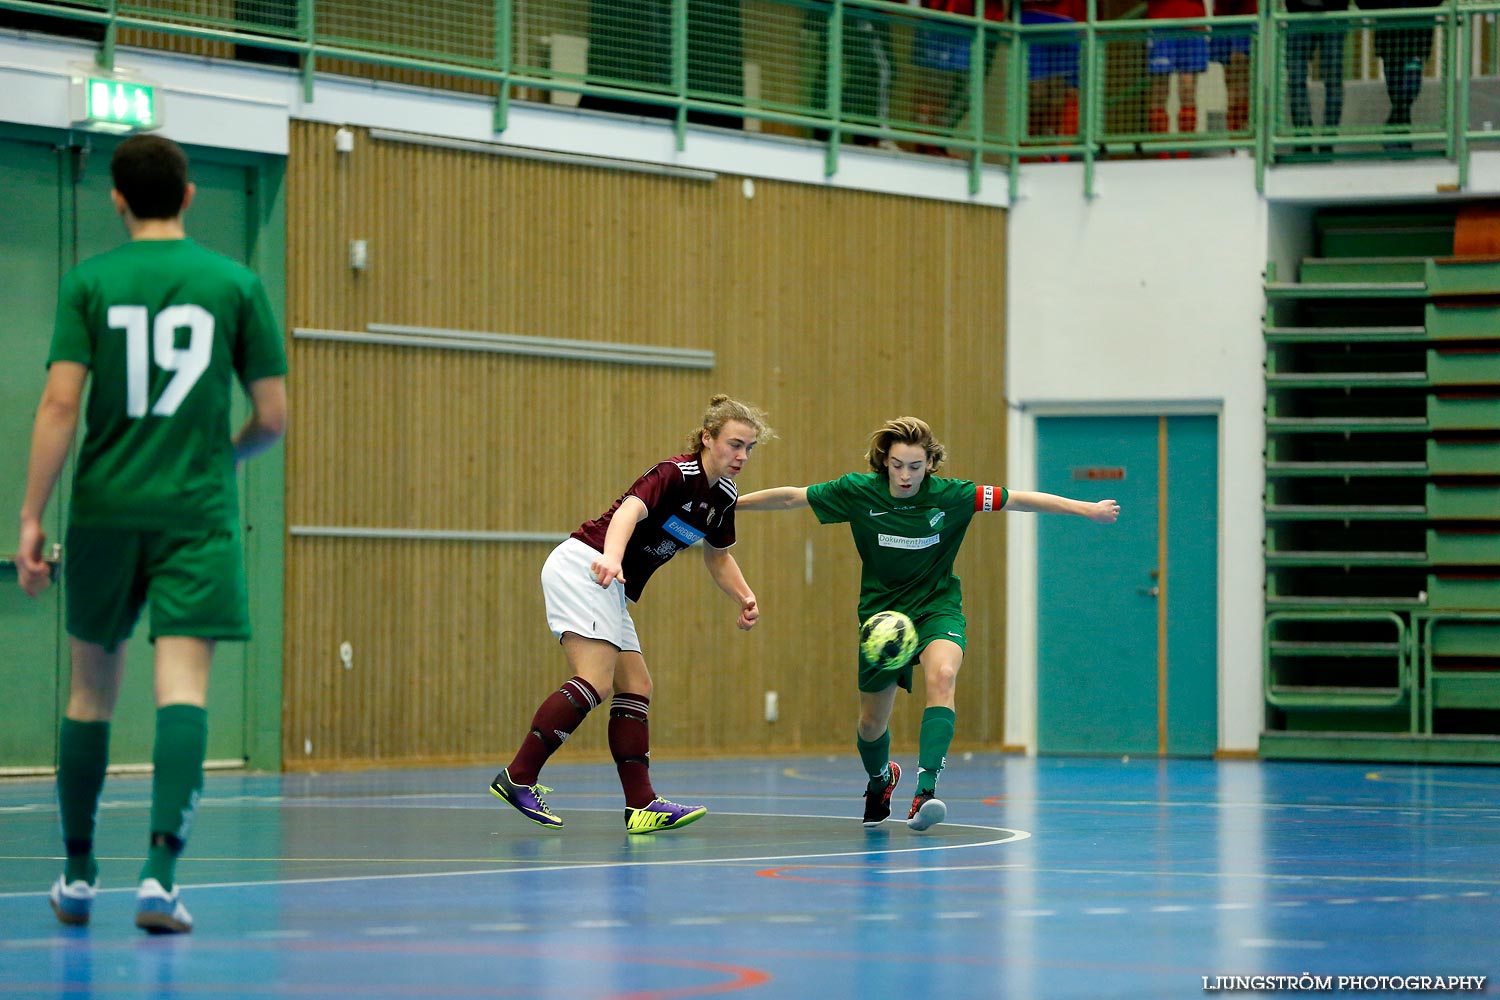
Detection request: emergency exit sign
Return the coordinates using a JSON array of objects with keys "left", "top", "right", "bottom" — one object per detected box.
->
[{"left": 71, "top": 77, "right": 160, "bottom": 132}]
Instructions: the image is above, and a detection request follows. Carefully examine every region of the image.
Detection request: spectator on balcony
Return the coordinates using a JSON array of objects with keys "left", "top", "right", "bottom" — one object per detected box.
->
[
  {"left": 1020, "top": 0, "right": 1085, "bottom": 147},
  {"left": 1284, "top": 0, "right": 1349, "bottom": 146},
  {"left": 1146, "top": 0, "right": 1208, "bottom": 140},
  {"left": 1209, "top": 0, "right": 1254, "bottom": 133},
  {"left": 911, "top": 0, "right": 1009, "bottom": 152},
  {"left": 806, "top": 1, "right": 900, "bottom": 146},
  {"left": 1356, "top": 0, "right": 1441, "bottom": 140}
]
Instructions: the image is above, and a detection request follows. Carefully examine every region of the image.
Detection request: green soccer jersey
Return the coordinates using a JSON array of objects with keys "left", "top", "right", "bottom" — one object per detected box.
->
[
  {"left": 806, "top": 473, "right": 1004, "bottom": 622},
  {"left": 48, "top": 239, "right": 288, "bottom": 530}
]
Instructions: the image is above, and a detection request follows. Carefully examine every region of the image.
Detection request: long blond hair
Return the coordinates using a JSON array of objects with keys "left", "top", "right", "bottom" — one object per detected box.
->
[
  {"left": 685, "top": 394, "right": 776, "bottom": 454},
  {"left": 866, "top": 416, "right": 946, "bottom": 476}
]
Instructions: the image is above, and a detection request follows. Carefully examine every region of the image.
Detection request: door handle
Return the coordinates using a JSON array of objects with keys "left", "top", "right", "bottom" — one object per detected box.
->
[
  {"left": 0, "top": 545, "right": 62, "bottom": 583},
  {"left": 1137, "top": 585, "right": 1160, "bottom": 597}
]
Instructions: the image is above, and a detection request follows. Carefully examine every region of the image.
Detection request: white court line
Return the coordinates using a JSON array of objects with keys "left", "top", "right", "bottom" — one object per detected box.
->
[
  {"left": 983, "top": 866, "right": 1500, "bottom": 888},
  {"left": 1243, "top": 939, "right": 1326, "bottom": 950},
  {"left": 879, "top": 863, "right": 1025, "bottom": 873},
  {"left": 0, "top": 810, "right": 1029, "bottom": 901},
  {"left": 247, "top": 929, "right": 312, "bottom": 940}
]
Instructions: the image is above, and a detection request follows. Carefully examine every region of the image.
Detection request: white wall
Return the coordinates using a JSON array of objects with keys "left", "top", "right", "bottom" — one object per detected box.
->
[
  {"left": 1003, "top": 155, "right": 1500, "bottom": 755},
  {"left": 1005, "top": 157, "right": 1268, "bottom": 753}
]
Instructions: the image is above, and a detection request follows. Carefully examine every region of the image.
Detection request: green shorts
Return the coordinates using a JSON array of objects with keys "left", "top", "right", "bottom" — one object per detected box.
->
[
  {"left": 64, "top": 524, "right": 249, "bottom": 652},
  {"left": 856, "top": 609, "right": 967, "bottom": 693}
]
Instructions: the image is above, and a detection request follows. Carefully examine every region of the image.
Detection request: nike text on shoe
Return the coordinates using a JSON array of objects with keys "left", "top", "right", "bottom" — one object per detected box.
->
[
  {"left": 135, "top": 878, "right": 193, "bottom": 934},
  {"left": 624, "top": 797, "right": 707, "bottom": 834},
  {"left": 862, "top": 761, "right": 902, "bottom": 827},
  {"left": 49, "top": 875, "right": 95, "bottom": 926},
  {"left": 489, "top": 767, "right": 564, "bottom": 828},
  {"left": 907, "top": 791, "right": 948, "bottom": 832}
]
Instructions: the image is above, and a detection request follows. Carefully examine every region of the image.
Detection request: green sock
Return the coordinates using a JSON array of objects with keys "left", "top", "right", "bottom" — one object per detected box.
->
[
  {"left": 139, "top": 705, "right": 207, "bottom": 891},
  {"left": 57, "top": 718, "right": 110, "bottom": 885},
  {"left": 856, "top": 730, "right": 892, "bottom": 790},
  {"left": 917, "top": 706, "right": 956, "bottom": 795}
]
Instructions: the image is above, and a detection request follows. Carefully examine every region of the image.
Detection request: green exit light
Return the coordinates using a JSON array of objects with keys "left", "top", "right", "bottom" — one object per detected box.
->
[{"left": 71, "top": 77, "right": 161, "bottom": 132}]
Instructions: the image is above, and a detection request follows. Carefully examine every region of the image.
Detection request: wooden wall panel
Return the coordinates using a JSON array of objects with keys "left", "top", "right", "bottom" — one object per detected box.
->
[{"left": 284, "top": 120, "right": 1006, "bottom": 769}]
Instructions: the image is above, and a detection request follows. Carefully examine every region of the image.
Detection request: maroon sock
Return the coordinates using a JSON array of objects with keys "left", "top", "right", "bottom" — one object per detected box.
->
[
  {"left": 507, "top": 676, "right": 599, "bottom": 784},
  {"left": 609, "top": 693, "right": 654, "bottom": 808}
]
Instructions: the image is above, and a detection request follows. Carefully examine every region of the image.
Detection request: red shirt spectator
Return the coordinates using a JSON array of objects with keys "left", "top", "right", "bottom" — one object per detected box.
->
[
  {"left": 922, "top": 0, "right": 1010, "bottom": 20},
  {"left": 1147, "top": 0, "right": 1206, "bottom": 17}
]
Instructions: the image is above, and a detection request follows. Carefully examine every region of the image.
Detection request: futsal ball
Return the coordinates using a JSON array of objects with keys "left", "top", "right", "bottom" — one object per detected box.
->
[{"left": 860, "top": 610, "right": 918, "bottom": 671}]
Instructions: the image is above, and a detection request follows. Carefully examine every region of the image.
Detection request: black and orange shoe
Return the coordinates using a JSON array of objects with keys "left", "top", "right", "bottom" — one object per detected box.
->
[
  {"left": 862, "top": 761, "right": 902, "bottom": 828},
  {"left": 907, "top": 789, "right": 948, "bottom": 832}
]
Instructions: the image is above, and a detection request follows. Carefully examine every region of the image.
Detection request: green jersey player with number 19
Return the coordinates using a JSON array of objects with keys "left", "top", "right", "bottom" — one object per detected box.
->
[
  {"left": 738, "top": 417, "right": 1119, "bottom": 831},
  {"left": 15, "top": 134, "right": 287, "bottom": 935}
]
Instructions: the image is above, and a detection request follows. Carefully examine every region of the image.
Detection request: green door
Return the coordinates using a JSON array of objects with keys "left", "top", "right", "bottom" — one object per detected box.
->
[
  {"left": 0, "top": 130, "right": 274, "bottom": 770},
  {"left": 0, "top": 134, "right": 69, "bottom": 768},
  {"left": 1036, "top": 414, "right": 1220, "bottom": 756}
]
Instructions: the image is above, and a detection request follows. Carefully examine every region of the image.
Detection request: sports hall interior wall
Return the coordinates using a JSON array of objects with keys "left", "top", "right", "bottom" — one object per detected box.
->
[{"left": 282, "top": 120, "right": 1008, "bottom": 769}]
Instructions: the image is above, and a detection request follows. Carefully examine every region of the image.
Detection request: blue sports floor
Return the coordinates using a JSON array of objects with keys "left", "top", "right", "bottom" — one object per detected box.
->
[{"left": 1, "top": 753, "right": 1497, "bottom": 999}]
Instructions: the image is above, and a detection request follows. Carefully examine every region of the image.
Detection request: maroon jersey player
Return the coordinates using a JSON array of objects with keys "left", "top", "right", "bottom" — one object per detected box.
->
[{"left": 488, "top": 394, "right": 773, "bottom": 834}]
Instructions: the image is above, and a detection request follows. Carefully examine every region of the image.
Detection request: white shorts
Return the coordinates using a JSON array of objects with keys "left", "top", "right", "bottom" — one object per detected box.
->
[{"left": 540, "top": 537, "right": 642, "bottom": 653}]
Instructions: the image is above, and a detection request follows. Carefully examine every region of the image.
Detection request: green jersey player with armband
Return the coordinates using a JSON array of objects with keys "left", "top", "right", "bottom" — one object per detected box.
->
[
  {"left": 14, "top": 134, "right": 288, "bottom": 934},
  {"left": 737, "top": 416, "right": 1118, "bottom": 831}
]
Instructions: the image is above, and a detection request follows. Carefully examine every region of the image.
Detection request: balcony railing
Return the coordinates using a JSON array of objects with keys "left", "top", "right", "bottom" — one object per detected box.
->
[{"left": 1, "top": 0, "right": 1494, "bottom": 194}]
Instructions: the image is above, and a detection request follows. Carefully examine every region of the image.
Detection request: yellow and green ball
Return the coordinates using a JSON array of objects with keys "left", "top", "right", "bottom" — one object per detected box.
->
[{"left": 859, "top": 610, "right": 918, "bottom": 671}]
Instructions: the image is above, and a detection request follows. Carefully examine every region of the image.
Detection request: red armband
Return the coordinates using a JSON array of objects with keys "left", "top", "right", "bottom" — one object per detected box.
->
[{"left": 975, "top": 485, "right": 1005, "bottom": 512}]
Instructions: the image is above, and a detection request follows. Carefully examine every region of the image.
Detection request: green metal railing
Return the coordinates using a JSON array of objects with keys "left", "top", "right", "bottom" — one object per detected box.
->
[{"left": 1, "top": 0, "right": 1495, "bottom": 195}]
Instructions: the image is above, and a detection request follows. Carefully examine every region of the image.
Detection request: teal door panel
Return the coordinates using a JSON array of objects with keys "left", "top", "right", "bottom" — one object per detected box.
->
[
  {"left": 0, "top": 136, "right": 67, "bottom": 767},
  {"left": 1037, "top": 416, "right": 1160, "bottom": 755},
  {"left": 1036, "top": 414, "right": 1219, "bottom": 756},
  {"left": 1165, "top": 416, "right": 1219, "bottom": 756}
]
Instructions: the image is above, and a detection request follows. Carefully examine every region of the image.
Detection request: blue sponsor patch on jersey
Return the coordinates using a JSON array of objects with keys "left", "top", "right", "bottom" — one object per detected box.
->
[{"left": 662, "top": 515, "right": 706, "bottom": 546}]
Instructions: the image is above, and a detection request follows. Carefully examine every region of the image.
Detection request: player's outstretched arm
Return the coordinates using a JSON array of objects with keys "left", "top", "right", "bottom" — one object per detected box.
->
[
  {"left": 15, "top": 362, "right": 86, "bottom": 597},
  {"left": 233, "top": 376, "right": 288, "bottom": 464},
  {"left": 1004, "top": 490, "right": 1120, "bottom": 524},
  {"left": 703, "top": 543, "right": 758, "bottom": 630},
  {"left": 736, "top": 486, "right": 810, "bottom": 512},
  {"left": 591, "top": 495, "right": 647, "bottom": 588}
]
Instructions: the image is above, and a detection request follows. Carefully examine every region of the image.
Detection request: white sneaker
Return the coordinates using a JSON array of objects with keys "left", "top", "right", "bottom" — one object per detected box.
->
[
  {"left": 49, "top": 875, "right": 96, "bottom": 926},
  {"left": 907, "top": 794, "right": 948, "bottom": 832},
  {"left": 135, "top": 878, "right": 193, "bottom": 934}
]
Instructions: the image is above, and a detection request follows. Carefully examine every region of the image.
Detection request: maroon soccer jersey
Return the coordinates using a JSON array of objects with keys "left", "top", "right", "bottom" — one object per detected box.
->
[{"left": 571, "top": 454, "right": 738, "bottom": 602}]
